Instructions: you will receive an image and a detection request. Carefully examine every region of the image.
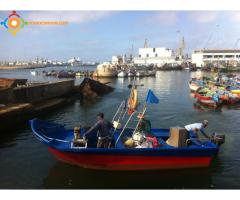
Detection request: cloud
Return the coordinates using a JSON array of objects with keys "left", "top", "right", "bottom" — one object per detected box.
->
[
  {"left": 188, "top": 11, "right": 218, "bottom": 23},
  {"left": 144, "top": 11, "right": 178, "bottom": 25},
  {"left": 24, "top": 11, "right": 115, "bottom": 24},
  {"left": 228, "top": 11, "right": 240, "bottom": 22}
]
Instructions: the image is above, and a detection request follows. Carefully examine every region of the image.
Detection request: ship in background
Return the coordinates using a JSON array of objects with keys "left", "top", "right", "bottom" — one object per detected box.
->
[{"left": 67, "top": 57, "right": 82, "bottom": 67}]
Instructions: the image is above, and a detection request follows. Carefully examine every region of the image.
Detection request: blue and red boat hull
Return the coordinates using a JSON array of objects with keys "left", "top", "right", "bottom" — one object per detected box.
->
[
  {"left": 29, "top": 119, "right": 220, "bottom": 171},
  {"left": 49, "top": 147, "right": 215, "bottom": 170}
]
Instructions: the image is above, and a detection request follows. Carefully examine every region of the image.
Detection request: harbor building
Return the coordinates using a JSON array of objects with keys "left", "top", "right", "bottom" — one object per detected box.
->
[
  {"left": 192, "top": 49, "right": 240, "bottom": 68},
  {"left": 112, "top": 55, "right": 125, "bottom": 65},
  {"left": 133, "top": 39, "right": 184, "bottom": 66},
  {"left": 133, "top": 47, "right": 175, "bottom": 66}
]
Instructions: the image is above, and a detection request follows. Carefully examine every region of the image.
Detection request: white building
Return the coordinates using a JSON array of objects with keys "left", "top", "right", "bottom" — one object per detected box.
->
[
  {"left": 133, "top": 47, "right": 176, "bottom": 66},
  {"left": 192, "top": 49, "right": 240, "bottom": 67},
  {"left": 112, "top": 55, "right": 125, "bottom": 65}
]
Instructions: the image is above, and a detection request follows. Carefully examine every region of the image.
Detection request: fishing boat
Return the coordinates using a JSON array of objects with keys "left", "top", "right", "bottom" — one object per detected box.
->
[
  {"left": 30, "top": 117, "right": 223, "bottom": 171},
  {"left": 93, "top": 62, "right": 118, "bottom": 77},
  {"left": 118, "top": 71, "right": 127, "bottom": 78},
  {"left": 128, "top": 71, "right": 135, "bottom": 77},
  {"left": 30, "top": 71, "right": 38, "bottom": 76},
  {"left": 146, "top": 70, "right": 156, "bottom": 77},
  {"left": 29, "top": 89, "right": 224, "bottom": 171},
  {"left": 189, "top": 79, "right": 204, "bottom": 92},
  {"left": 57, "top": 71, "right": 75, "bottom": 78},
  {"left": 226, "top": 86, "right": 240, "bottom": 94},
  {"left": 195, "top": 93, "right": 222, "bottom": 107},
  {"left": 136, "top": 71, "right": 145, "bottom": 77}
]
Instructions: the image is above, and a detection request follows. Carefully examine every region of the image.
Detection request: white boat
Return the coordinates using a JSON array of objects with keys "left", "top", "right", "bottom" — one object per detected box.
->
[
  {"left": 136, "top": 71, "right": 145, "bottom": 77},
  {"left": 128, "top": 72, "right": 135, "bottom": 77},
  {"left": 30, "top": 71, "right": 37, "bottom": 76},
  {"left": 146, "top": 70, "right": 156, "bottom": 77},
  {"left": 118, "top": 71, "right": 127, "bottom": 77},
  {"left": 93, "top": 62, "right": 118, "bottom": 77},
  {"left": 68, "top": 57, "right": 82, "bottom": 67}
]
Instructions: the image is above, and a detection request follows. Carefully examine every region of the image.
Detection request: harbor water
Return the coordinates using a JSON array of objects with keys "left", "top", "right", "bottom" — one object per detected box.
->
[{"left": 0, "top": 67, "right": 240, "bottom": 189}]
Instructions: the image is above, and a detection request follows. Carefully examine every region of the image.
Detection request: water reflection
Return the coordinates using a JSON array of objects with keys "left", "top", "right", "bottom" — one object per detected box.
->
[{"left": 43, "top": 162, "right": 213, "bottom": 189}]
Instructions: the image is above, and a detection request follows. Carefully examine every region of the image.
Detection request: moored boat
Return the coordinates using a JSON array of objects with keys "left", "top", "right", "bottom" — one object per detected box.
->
[
  {"left": 195, "top": 93, "right": 222, "bottom": 107},
  {"left": 136, "top": 71, "right": 145, "bottom": 77},
  {"left": 189, "top": 79, "right": 204, "bottom": 92},
  {"left": 146, "top": 70, "right": 156, "bottom": 77},
  {"left": 128, "top": 72, "right": 135, "bottom": 77},
  {"left": 30, "top": 71, "right": 38, "bottom": 76},
  {"left": 118, "top": 71, "right": 127, "bottom": 78},
  {"left": 93, "top": 62, "right": 118, "bottom": 77}
]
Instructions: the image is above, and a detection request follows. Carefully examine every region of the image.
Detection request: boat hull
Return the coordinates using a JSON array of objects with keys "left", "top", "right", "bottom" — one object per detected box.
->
[
  {"left": 118, "top": 71, "right": 127, "bottom": 77},
  {"left": 195, "top": 93, "right": 220, "bottom": 107},
  {"left": 189, "top": 82, "right": 200, "bottom": 92},
  {"left": 49, "top": 147, "right": 213, "bottom": 171}
]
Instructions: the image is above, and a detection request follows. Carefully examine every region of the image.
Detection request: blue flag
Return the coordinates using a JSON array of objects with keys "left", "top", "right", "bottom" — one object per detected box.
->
[{"left": 146, "top": 89, "right": 159, "bottom": 104}]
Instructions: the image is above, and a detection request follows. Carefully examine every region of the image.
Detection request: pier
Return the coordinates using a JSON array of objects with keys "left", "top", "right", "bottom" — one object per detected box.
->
[
  {"left": 0, "top": 77, "right": 114, "bottom": 131},
  {"left": 0, "top": 78, "right": 75, "bottom": 131}
]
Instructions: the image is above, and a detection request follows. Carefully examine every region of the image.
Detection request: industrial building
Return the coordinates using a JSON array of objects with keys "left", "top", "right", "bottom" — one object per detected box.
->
[{"left": 192, "top": 49, "right": 240, "bottom": 68}]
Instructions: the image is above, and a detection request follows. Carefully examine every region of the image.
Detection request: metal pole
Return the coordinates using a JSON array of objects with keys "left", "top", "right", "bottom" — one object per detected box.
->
[
  {"left": 132, "top": 105, "right": 147, "bottom": 136},
  {"left": 111, "top": 100, "right": 124, "bottom": 122},
  {"left": 115, "top": 111, "right": 136, "bottom": 147}
]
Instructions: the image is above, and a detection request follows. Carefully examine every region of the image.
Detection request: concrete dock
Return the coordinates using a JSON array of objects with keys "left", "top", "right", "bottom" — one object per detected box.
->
[{"left": 0, "top": 78, "right": 75, "bottom": 131}]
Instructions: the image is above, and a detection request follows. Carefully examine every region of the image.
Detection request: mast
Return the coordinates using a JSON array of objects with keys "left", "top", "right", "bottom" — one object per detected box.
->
[
  {"left": 144, "top": 39, "right": 148, "bottom": 48},
  {"left": 144, "top": 39, "right": 148, "bottom": 65}
]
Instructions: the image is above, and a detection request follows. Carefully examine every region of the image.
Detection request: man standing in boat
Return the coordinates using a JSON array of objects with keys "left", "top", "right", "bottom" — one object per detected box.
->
[
  {"left": 84, "top": 112, "right": 113, "bottom": 148},
  {"left": 184, "top": 120, "right": 210, "bottom": 139}
]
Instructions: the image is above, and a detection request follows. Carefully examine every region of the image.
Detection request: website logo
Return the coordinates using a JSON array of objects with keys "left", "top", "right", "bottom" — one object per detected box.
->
[{"left": 0, "top": 11, "right": 68, "bottom": 36}]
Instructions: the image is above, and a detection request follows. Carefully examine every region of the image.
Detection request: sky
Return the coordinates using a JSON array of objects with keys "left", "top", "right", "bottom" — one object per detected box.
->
[{"left": 1, "top": 11, "right": 240, "bottom": 62}]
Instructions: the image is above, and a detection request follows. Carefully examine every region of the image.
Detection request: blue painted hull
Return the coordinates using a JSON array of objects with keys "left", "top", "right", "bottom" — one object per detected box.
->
[{"left": 29, "top": 119, "right": 220, "bottom": 170}]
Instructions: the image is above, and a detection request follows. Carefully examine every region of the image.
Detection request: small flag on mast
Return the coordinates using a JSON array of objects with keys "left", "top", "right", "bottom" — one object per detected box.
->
[{"left": 145, "top": 89, "right": 159, "bottom": 104}]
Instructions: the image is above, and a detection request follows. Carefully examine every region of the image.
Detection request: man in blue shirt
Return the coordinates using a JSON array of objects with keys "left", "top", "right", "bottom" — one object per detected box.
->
[{"left": 84, "top": 113, "right": 113, "bottom": 148}]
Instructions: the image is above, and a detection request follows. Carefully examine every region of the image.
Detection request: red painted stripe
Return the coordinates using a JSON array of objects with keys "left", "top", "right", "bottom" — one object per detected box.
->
[{"left": 48, "top": 148, "right": 212, "bottom": 171}]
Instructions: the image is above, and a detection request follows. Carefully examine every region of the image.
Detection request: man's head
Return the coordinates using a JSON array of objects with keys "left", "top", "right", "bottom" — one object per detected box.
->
[
  {"left": 97, "top": 112, "right": 104, "bottom": 121},
  {"left": 202, "top": 120, "right": 208, "bottom": 128}
]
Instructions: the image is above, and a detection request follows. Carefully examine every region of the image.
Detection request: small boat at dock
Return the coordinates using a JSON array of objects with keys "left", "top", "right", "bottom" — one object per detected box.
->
[
  {"left": 128, "top": 72, "right": 135, "bottom": 77},
  {"left": 136, "top": 71, "right": 145, "bottom": 77},
  {"left": 118, "top": 71, "right": 127, "bottom": 78},
  {"left": 146, "top": 70, "right": 156, "bottom": 77},
  {"left": 189, "top": 79, "right": 204, "bottom": 92},
  {"left": 195, "top": 93, "right": 222, "bottom": 108},
  {"left": 93, "top": 62, "right": 118, "bottom": 77},
  {"left": 30, "top": 71, "right": 38, "bottom": 76}
]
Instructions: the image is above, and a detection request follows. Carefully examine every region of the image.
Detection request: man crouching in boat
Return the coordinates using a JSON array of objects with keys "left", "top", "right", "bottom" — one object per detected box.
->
[
  {"left": 84, "top": 113, "right": 113, "bottom": 148},
  {"left": 184, "top": 120, "right": 210, "bottom": 140}
]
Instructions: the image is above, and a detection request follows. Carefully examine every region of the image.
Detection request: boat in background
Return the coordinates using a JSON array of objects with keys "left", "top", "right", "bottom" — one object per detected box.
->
[
  {"left": 136, "top": 71, "right": 145, "bottom": 77},
  {"left": 118, "top": 71, "right": 127, "bottom": 78},
  {"left": 30, "top": 71, "right": 38, "bottom": 76},
  {"left": 146, "top": 70, "right": 156, "bottom": 77},
  {"left": 195, "top": 93, "right": 222, "bottom": 108},
  {"left": 189, "top": 79, "right": 204, "bottom": 92},
  {"left": 128, "top": 72, "right": 135, "bottom": 77},
  {"left": 93, "top": 62, "right": 118, "bottom": 77}
]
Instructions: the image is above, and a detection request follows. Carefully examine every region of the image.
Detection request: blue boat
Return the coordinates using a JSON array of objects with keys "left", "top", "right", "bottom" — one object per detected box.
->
[{"left": 29, "top": 118, "right": 221, "bottom": 171}]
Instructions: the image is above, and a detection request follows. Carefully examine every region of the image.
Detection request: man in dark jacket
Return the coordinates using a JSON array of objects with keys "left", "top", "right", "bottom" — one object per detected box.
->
[{"left": 84, "top": 113, "right": 113, "bottom": 148}]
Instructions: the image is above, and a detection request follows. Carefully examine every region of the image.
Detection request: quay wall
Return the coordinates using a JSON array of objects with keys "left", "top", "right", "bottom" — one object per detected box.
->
[{"left": 0, "top": 79, "right": 75, "bottom": 104}]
